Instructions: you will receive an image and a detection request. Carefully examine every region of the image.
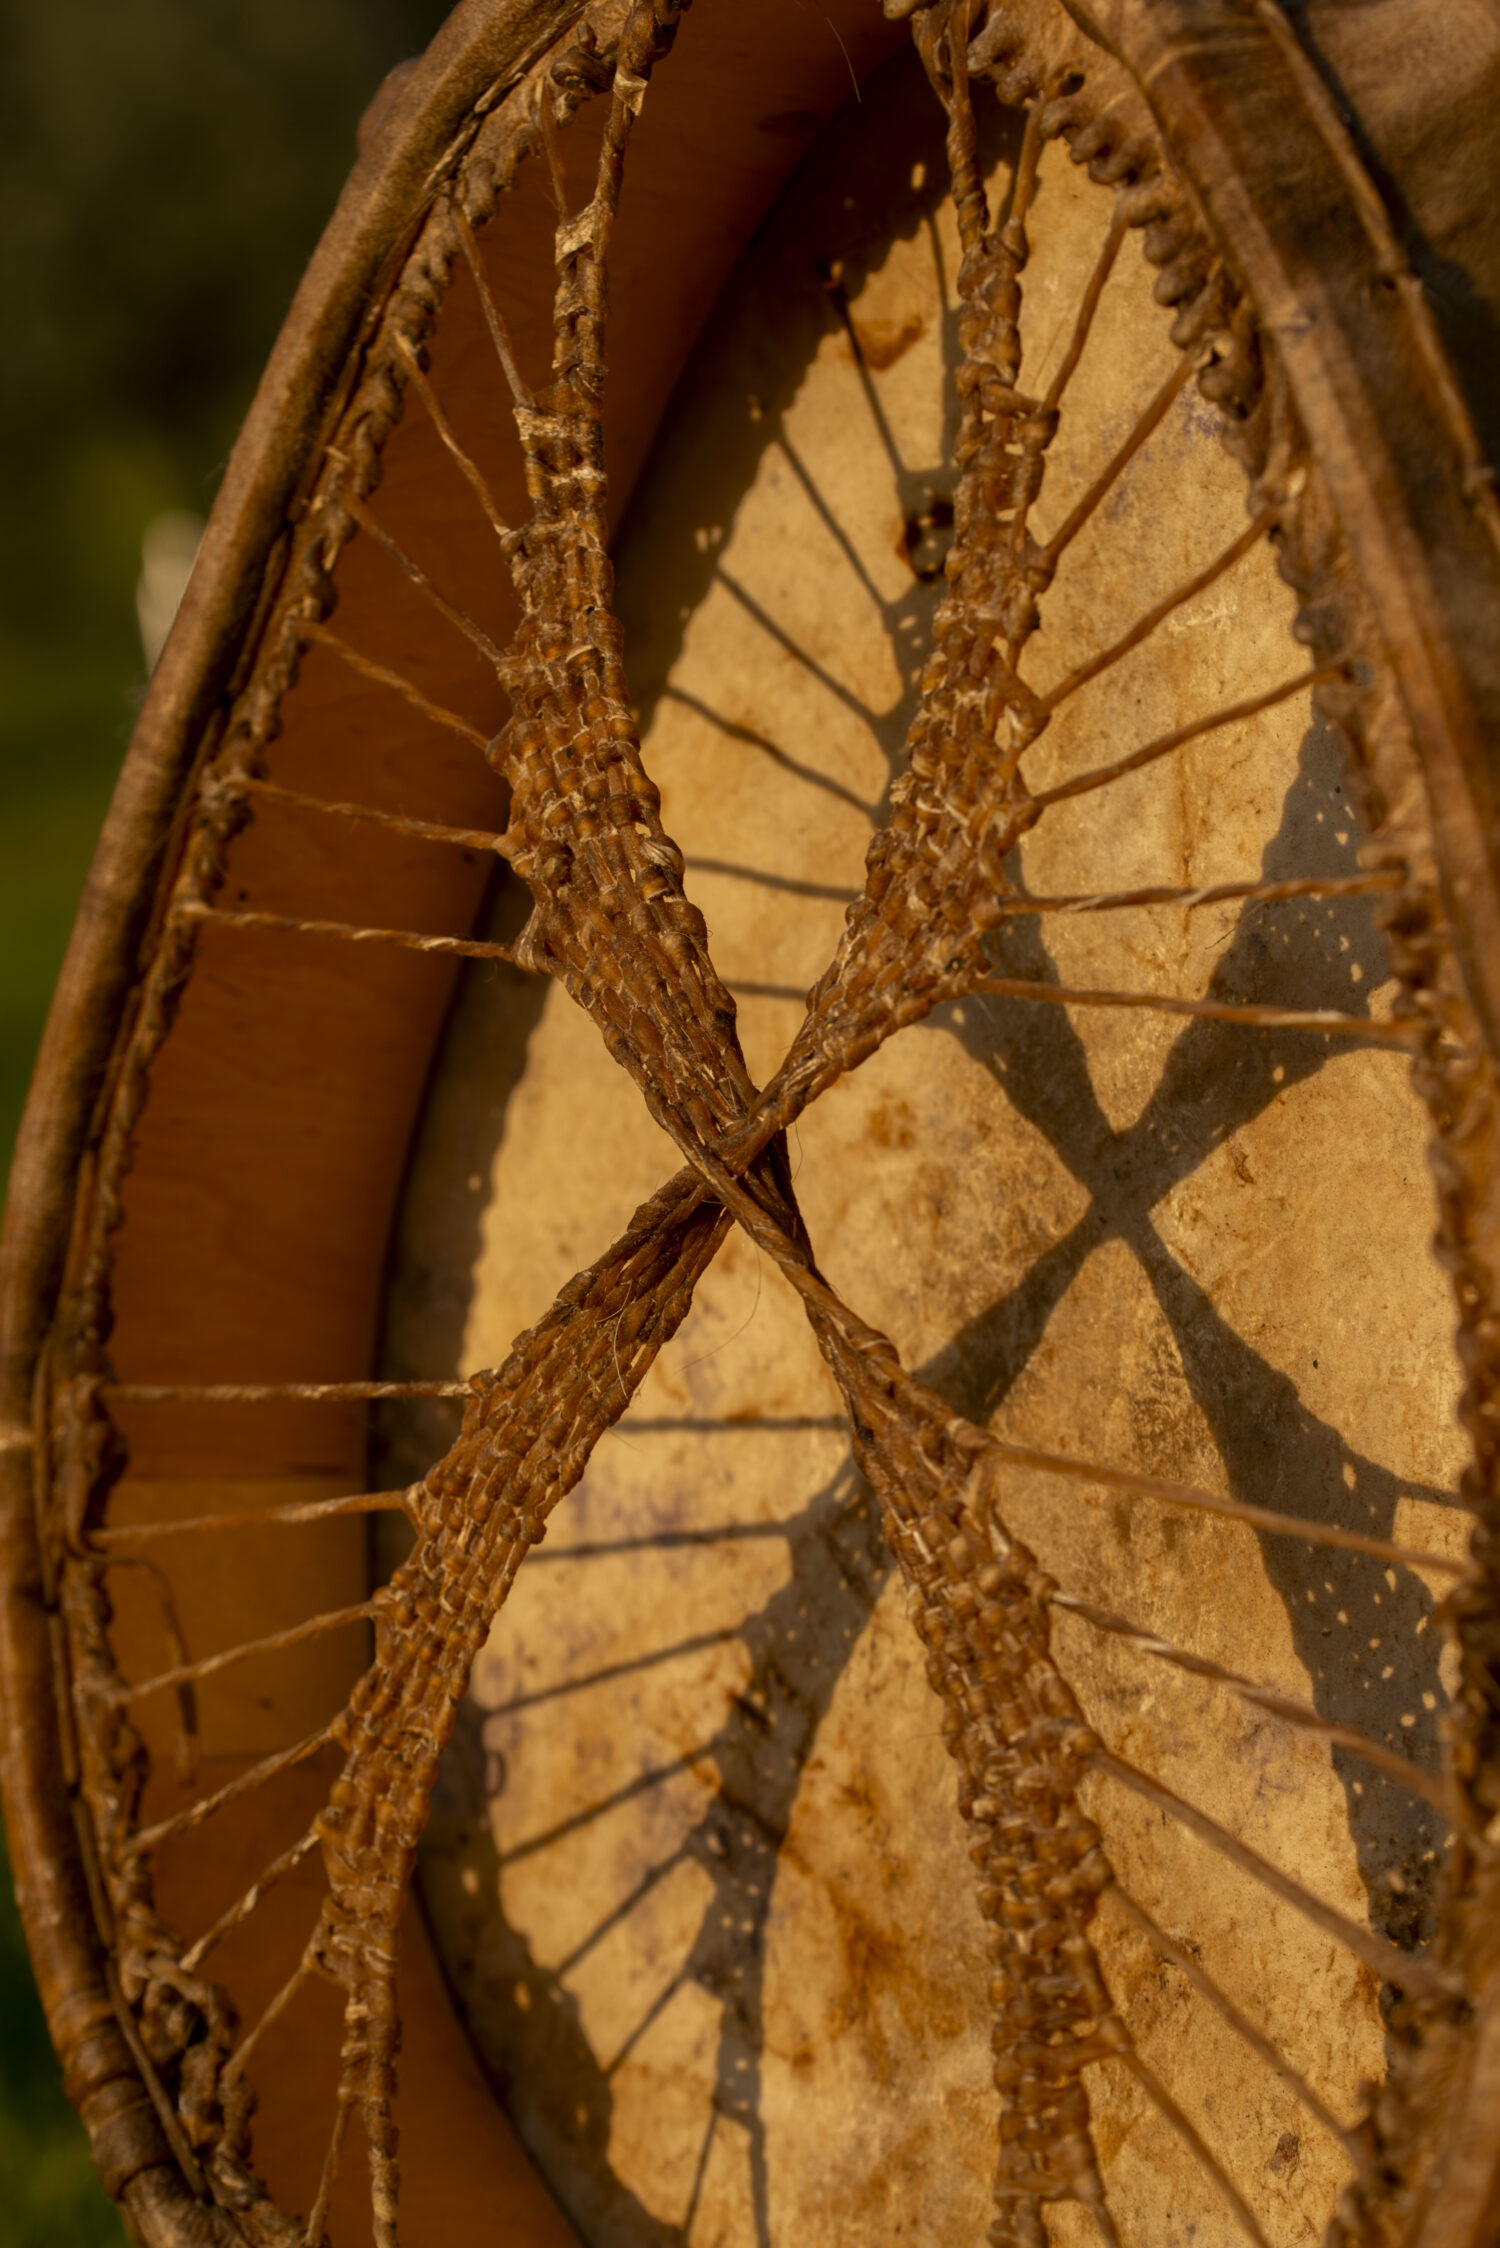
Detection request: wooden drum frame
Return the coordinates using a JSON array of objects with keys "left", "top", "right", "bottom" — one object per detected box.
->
[{"left": 4, "top": 3, "right": 1500, "bottom": 2244}]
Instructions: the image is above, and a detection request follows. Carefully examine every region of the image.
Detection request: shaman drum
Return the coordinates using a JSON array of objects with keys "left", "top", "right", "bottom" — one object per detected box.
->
[{"left": 4, "top": 4, "right": 1500, "bottom": 2247}]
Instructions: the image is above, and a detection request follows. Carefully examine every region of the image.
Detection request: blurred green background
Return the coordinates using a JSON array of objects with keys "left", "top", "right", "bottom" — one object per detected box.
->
[{"left": 0, "top": 1, "right": 450, "bottom": 2235}]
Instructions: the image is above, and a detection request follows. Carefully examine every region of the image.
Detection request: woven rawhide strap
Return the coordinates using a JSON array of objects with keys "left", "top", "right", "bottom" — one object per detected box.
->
[{"left": 290, "top": 4, "right": 1131, "bottom": 2242}]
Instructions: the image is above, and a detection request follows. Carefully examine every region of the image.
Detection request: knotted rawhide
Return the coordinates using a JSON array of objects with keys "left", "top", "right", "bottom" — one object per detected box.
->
[
  {"left": 304, "top": 1172, "right": 729, "bottom": 2246},
  {"left": 776, "top": 2, "right": 1051, "bottom": 1112},
  {"left": 796, "top": 1267, "right": 1126, "bottom": 2243},
  {"left": 494, "top": 0, "right": 759, "bottom": 1149},
  {"left": 300, "top": 8, "right": 1132, "bottom": 2235}
]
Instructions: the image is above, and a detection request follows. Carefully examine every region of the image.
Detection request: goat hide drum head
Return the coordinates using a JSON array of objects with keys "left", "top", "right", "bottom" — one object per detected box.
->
[{"left": 381, "top": 46, "right": 1463, "bottom": 2248}]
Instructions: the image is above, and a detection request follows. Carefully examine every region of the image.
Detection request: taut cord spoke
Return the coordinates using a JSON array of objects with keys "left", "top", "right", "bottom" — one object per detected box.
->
[
  {"left": 126, "top": 1726, "right": 337, "bottom": 1859},
  {"left": 394, "top": 329, "right": 512, "bottom": 542},
  {"left": 976, "top": 1436, "right": 1461, "bottom": 1578},
  {"left": 222, "top": 1958, "right": 314, "bottom": 2088},
  {"left": 454, "top": 203, "right": 535, "bottom": 408},
  {"left": 975, "top": 973, "right": 1417, "bottom": 1044},
  {"left": 181, "top": 1828, "right": 321, "bottom": 1973},
  {"left": 102, "top": 1379, "right": 473, "bottom": 1403},
  {"left": 341, "top": 489, "right": 509, "bottom": 672},
  {"left": 996, "top": 869, "right": 1402, "bottom": 917},
  {"left": 115, "top": 1600, "right": 381, "bottom": 1707},
  {"left": 296, "top": 618, "right": 493, "bottom": 747},
  {"left": 1028, "top": 663, "right": 1345, "bottom": 809},
  {"left": 1043, "top": 347, "right": 1197, "bottom": 564},
  {"left": 1035, "top": 506, "right": 1279, "bottom": 717},
  {"left": 1042, "top": 206, "right": 1128, "bottom": 416},
  {"left": 237, "top": 776, "right": 507, "bottom": 855},
  {"left": 1106, "top": 1886, "right": 1361, "bottom": 2158},
  {"left": 1118, "top": 2050, "right": 1272, "bottom": 2248},
  {"left": 1092, "top": 1748, "right": 1463, "bottom": 2001},
  {"left": 174, "top": 899, "right": 521, "bottom": 963},
  {"left": 95, "top": 1489, "right": 417, "bottom": 1548},
  {"left": 304, "top": 2089, "right": 356, "bottom": 2248},
  {"left": 1053, "top": 1588, "right": 1459, "bottom": 1819}
]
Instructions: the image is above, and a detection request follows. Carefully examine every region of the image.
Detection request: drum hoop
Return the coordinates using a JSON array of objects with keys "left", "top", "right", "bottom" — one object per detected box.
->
[{"left": 6, "top": 0, "right": 1500, "bottom": 2237}]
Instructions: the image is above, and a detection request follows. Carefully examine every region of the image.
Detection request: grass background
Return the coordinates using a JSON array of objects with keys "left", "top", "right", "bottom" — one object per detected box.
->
[{"left": 0, "top": 2, "right": 451, "bottom": 2234}]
